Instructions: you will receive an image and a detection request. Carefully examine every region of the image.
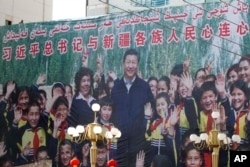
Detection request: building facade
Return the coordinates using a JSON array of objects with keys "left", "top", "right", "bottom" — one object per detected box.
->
[
  {"left": 86, "top": 0, "right": 222, "bottom": 17},
  {"left": 0, "top": 0, "right": 52, "bottom": 26}
]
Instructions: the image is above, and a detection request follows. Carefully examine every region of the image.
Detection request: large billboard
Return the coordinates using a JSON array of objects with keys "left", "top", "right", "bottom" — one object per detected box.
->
[
  {"left": 0, "top": 0, "right": 250, "bottom": 167},
  {"left": 0, "top": 0, "right": 248, "bottom": 85}
]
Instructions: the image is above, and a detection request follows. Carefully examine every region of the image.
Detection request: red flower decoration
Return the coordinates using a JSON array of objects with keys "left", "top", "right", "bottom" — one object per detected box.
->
[
  {"left": 70, "top": 157, "right": 80, "bottom": 167},
  {"left": 107, "top": 159, "right": 117, "bottom": 167}
]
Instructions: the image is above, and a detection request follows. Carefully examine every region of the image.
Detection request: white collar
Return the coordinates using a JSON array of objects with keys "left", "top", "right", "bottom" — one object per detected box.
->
[
  {"left": 76, "top": 93, "right": 95, "bottom": 107},
  {"left": 100, "top": 118, "right": 110, "bottom": 125},
  {"left": 123, "top": 76, "right": 136, "bottom": 85}
]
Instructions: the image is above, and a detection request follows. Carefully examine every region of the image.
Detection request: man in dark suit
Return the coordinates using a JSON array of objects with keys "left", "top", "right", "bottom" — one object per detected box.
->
[{"left": 111, "top": 49, "right": 155, "bottom": 167}]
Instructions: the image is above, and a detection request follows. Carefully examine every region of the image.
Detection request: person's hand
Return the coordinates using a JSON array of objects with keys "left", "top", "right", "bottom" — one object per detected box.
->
[
  {"left": 54, "top": 113, "right": 64, "bottom": 130},
  {"left": 23, "top": 141, "right": 31, "bottom": 157},
  {"left": 5, "top": 81, "right": 16, "bottom": 99},
  {"left": 135, "top": 150, "right": 145, "bottom": 167},
  {"left": 169, "top": 107, "right": 180, "bottom": 127},
  {"left": 0, "top": 141, "right": 7, "bottom": 158},
  {"left": 108, "top": 71, "right": 117, "bottom": 80},
  {"left": 215, "top": 73, "right": 226, "bottom": 99},
  {"left": 52, "top": 113, "right": 64, "bottom": 138},
  {"left": 213, "top": 105, "right": 227, "bottom": 130},
  {"left": 144, "top": 102, "right": 152, "bottom": 118},
  {"left": 36, "top": 73, "right": 46, "bottom": 86},
  {"left": 94, "top": 72, "right": 101, "bottom": 83},
  {"left": 205, "top": 60, "right": 213, "bottom": 74},
  {"left": 183, "top": 56, "right": 191, "bottom": 72},
  {"left": 13, "top": 106, "right": 22, "bottom": 124},
  {"left": 181, "top": 72, "right": 193, "bottom": 96},
  {"left": 82, "top": 45, "right": 89, "bottom": 67}
]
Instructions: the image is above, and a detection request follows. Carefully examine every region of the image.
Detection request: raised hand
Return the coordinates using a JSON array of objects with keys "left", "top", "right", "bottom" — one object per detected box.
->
[
  {"left": 23, "top": 141, "right": 31, "bottom": 157},
  {"left": 215, "top": 73, "right": 227, "bottom": 99},
  {"left": 135, "top": 150, "right": 145, "bottom": 167},
  {"left": 183, "top": 55, "right": 191, "bottom": 72},
  {"left": 181, "top": 72, "right": 194, "bottom": 96},
  {"left": 144, "top": 102, "right": 152, "bottom": 118},
  {"left": 36, "top": 73, "right": 46, "bottom": 86},
  {"left": 82, "top": 45, "right": 89, "bottom": 67},
  {"left": 94, "top": 72, "right": 101, "bottom": 83},
  {"left": 54, "top": 113, "right": 64, "bottom": 130},
  {"left": 205, "top": 60, "right": 213, "bottom": 74},
  {"left": 219, "top": 105, "right": 227, "bottom": 130},
  {"left": 169, "top": 107, "right": 180, "bottom": 127},
  {"left": 108, "top": 71, "right": 117, "bottom": 81},
  {"left": 214, "top": 105, "right": 227, "bottom": 130},
  {"left": 52, "top": 112, "right": 64, "bottom": 138},
  {"left": 5, "top": 81, "right": 16, "bottom": 99},
  {"left": 13, "top": 106, "right": 22, "bottom": 124}
]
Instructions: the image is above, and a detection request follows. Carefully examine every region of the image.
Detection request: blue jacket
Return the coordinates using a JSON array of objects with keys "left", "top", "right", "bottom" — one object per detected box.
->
[
  {"left": 111, "top": 76, "right": 155, "bottom": 152},
  {"left": 69, "top": 97, "right": 96, "bottom": 127}
]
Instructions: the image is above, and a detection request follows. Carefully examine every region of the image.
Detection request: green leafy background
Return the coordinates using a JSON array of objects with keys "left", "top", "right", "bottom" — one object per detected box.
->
[{"left": 0, "top": 1, "right": 249, "bottom": 86}]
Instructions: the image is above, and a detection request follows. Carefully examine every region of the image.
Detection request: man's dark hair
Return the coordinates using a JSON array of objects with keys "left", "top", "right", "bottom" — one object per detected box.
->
[{"left": 123, "top": 49, "right": 140, "bottom": 63}]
